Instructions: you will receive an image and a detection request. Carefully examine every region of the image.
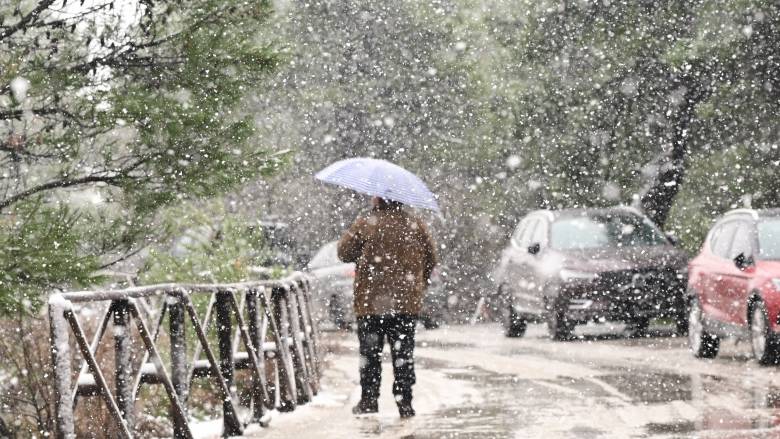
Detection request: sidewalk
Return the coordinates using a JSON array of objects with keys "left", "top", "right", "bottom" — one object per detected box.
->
[{"left": 240, "top": 331, "right": 481, "bottom": 439}]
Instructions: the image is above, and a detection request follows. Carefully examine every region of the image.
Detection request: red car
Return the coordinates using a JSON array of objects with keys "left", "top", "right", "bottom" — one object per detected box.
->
[{"left": 688, "top": 209, "right": 780, "bottom": 364}]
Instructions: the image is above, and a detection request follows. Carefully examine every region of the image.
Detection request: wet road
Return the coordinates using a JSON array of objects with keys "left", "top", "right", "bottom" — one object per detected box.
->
[{"left": 249, "top": 322, "right": 780, "bottom": 439}]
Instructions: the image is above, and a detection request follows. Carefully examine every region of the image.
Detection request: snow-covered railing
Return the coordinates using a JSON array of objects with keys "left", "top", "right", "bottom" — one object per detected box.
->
[{"left": 47, "top": 273, "right": 320, "bottom": 438}]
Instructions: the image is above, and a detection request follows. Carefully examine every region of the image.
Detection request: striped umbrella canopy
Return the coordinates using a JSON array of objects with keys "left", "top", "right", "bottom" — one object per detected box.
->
[{"left": 315, "top": 158, "right": 440, "bottom": 212}]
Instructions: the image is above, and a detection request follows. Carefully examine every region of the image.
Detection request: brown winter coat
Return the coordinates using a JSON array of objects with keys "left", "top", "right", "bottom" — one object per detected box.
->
[{"left": 337, "top": 206, "right": 437, "bottom": 317}]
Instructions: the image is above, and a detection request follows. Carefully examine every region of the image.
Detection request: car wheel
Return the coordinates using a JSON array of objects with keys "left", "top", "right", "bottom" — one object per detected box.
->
[
  {"left": 674, "top": 295, "right": 689, "bottom": 336},
  {"left": 503, "top": 304, "right": 527, "bottom": 338},
  {"left": 422, "top": 317, "right": 440, "bottom": 330},
  {"left": 547, "top": 298, "right": 573, "bottom": 341},
  {"left": 628, "top": 317, "right": 650, "bottom": 337},
  {"left": 675, "top": 309, "right": 689, "bottom": 337},
  {"left": 750, "top": 301, "right": 780, "bottom": 365},
  {"left": 688, "top": 297, "right": 719, "bottom": 358}
]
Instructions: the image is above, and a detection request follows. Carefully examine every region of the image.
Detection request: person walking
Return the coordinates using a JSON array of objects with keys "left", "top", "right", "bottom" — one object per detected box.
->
[{"left": 338, "top": 196, "right": 437, "bottom": 418}]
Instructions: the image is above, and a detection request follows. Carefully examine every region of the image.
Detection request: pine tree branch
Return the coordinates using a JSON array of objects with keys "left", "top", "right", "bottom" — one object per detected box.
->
[
  {"left": 0, "top": 156, "right": 150, "bottom": 211},
  {"left": 98, "top": 246, "right": 147, "bottom": 270},
  {"left": 0, "top": 174, "right": 123, "bottom": 211},
  {"left": 0, "top": 0, "right": 57, "bottom": 41},
  {"left": 0, "top": 142, "right": 58, "bottom": 160},
  {"left": 66, "top": 5, "right": 232, "bottom": 74},
  {"left": 29, "top": 2, "right": 111, "bottom": 30},
  {"left": 0, "top": 106, "right": 103, "bottom": 130},
  {"left": 0, "top": 107, "right": 64, "bottom": 121}
]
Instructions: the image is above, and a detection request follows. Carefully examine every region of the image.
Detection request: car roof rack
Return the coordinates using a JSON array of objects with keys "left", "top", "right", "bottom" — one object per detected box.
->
[
  {"left": 724, "top": 208, "right": 759, "bottom": 220},
  {"left": 615, "top": 205, "right": 644, "bottom": 215},
  {"left": 546, "top": 205, "right": 644, "bottom": 218}
]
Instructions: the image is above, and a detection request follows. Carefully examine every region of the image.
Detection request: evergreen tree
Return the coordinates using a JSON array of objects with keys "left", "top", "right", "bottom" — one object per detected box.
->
[{"left": 0, "top": 0, "right": 285, "bottom": 312}]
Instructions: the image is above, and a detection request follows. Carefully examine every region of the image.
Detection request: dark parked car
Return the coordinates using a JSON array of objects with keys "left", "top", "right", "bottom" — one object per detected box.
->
[
  {"left": 688, "top": 209, "right": 780, "bottom": 364},
  {"left": 493, "top": 207, "right": 688, "bottom": 340}
]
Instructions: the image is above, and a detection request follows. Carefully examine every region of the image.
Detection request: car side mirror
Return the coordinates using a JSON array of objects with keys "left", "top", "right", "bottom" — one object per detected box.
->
[
  {"left": 733, "top": 252, "right": 754, "bottom": 270},
  {"left": 528, "top": 242, "right": 541, "bottom": 255}
]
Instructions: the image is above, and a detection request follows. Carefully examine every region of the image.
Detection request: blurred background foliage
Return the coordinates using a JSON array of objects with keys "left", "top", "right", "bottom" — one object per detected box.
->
[
  {"left": 138, "top": 202, "right": 280, "bottom": 284},
  {"left": 246, "top": 0, "right": 780, "bottom": 315}
]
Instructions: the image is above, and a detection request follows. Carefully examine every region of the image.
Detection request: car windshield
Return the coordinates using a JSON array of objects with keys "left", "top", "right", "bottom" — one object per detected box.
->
[
  {"left": 551, "top": 213, "right": 668, "bottom": 250},
  {"left": 758, "top": 219, "right": 780, "bottom": 260},
  {"left": 307, "top": 241, "right": 340, "bottom": 269}
]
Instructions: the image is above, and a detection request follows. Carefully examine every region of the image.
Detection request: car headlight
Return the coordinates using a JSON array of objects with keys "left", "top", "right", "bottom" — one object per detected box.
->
[
  {"left": 559, "top": 269, "right": 598, "bottom": 282},
  {"left": 772, "top": 278, "right": 780, "bottom": 291}
]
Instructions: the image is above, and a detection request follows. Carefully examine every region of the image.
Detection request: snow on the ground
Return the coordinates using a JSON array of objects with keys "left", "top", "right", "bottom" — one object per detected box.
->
[
  {"left": 243, "top": 335, "right": 482, "bottom": 438},
  {"left": 191, "top": 419, "right": 222, "bottom": 439},
  {"left": 191, "top": 323, "right": 780, "bottom": 438},
  {"left": 190, "top": 330, "right": 481, "bottom": 439}
]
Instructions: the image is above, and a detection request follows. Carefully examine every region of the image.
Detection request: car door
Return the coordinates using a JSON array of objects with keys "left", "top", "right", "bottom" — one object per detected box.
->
[
  {"left": 721, "top": 221, "right": 757, "bottom": 325},
  {"left": 701, "top": 221, "right": 738, "bottom": 324},
  {"left": 495, "top": 217, "right": 530, "bottom": 287},
  {"left": 509, "top": 217, "right": 541, "bottom": 311},
  {"left": 523, "top": 216, "right": 549, "bottom": 312}
]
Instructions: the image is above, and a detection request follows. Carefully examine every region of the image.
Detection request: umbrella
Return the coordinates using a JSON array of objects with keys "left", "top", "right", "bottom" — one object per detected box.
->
[{"left": 315, "top": 158, "right": 440, "bottom": 212}]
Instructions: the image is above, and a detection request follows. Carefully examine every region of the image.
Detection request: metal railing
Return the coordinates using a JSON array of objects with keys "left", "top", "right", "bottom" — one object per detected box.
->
[{"left": 47, "top": 272, "right": 320, "bottom": 438}]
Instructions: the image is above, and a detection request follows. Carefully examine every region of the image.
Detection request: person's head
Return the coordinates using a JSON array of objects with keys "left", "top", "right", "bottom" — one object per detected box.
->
[{"left": 371, "top": 196, "right": 403, "bottom": 210}]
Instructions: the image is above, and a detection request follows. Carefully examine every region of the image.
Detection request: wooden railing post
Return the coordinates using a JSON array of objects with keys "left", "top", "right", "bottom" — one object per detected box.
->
[
  {"left": 169, "top": 294, "right": 188, "bottom": 438},
  {"left": 286, "top": 285, "right": 313, "bottom": 404},
  {"left": 302, "top": 279, "right": 322, "bottom": 381},
  {"left": 216, "top": 290, "right": 242, "bottom": 436},
  {"left": 246, "top": 289, "right": 268, "bottom": 419},
  {"left": 113, "top": 299, "right": 134, "bottom": 431},
  {"left": 294, "top": 281, "right": 319, "bottom": 394},
  {"left": 49, "top": 295, "right": 76, "bottom": 439},
  {"left": 271, "top": 286, "right": 296, "bottom": 412}
]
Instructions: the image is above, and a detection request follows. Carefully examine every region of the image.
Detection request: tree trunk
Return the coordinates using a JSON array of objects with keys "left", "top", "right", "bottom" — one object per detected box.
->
[
  {"left": 640, "top": 78, "right": 702, "bottom": 229},
  {"left": 0, "top": 416, "right": 11, "bottom": 438}
]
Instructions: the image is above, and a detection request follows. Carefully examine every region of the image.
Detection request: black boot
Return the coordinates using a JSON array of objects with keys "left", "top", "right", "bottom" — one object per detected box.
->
[
  {"left": 352, "top": 399, "right": 378, "bottom": 415},
  {"left": 396, "top": 392, "right": 415, "bottom": 418},
  {"left": 397, "top": 401, "right": 415, "bottom": 418}
]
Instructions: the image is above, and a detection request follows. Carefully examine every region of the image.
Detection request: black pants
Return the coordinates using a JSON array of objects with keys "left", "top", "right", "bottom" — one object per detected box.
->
[{"left": 357, "top": 314, "right": 417, "bottom": 405}]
